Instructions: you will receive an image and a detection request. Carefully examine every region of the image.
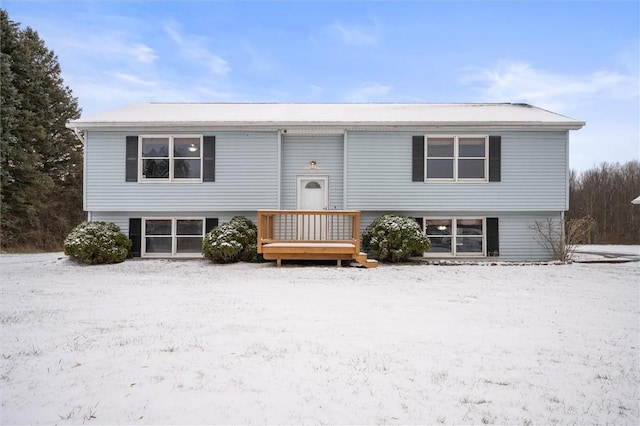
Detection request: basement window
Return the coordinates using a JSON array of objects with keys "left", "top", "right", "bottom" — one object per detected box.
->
[{"left": 143, "top": 218, "right": 205, "bottom": 257}]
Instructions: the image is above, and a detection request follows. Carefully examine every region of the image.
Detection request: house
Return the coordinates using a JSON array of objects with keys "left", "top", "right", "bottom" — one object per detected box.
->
[{"left": 66, "top": 103, "right": 584, "bottom": 262}]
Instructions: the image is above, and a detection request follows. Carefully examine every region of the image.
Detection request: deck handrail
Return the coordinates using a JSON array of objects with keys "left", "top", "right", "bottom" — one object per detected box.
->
[{"left": 257, "top": 210, "right": 361, "bottom": 253}]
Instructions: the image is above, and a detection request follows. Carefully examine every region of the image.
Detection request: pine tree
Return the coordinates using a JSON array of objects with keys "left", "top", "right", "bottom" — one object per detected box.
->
[{"left": 1, "top": 9, "right": 83, "bottom": 251}]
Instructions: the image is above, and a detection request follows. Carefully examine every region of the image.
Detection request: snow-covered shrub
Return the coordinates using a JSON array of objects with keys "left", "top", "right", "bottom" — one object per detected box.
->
[
  {"left": 63, "top": 221, "right": 131, "bottom": 265},
  {"left": 362, "top": 214, "right": 430, "bottom": 263},
  {"left": 202, "top": 216, "right": 259, "bottom": 263}
]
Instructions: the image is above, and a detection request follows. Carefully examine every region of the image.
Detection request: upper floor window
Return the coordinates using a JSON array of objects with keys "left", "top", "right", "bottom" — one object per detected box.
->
[
  {"left": 140, "top": 135, "right": 202, "bottom": 182},
  {"left": 425, "top": 136, "right": 488, "bottom": 181}
]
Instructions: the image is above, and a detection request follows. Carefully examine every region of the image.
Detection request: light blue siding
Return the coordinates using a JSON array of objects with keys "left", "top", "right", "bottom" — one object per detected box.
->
[
  {"left": 359, "top": 210, "right": 562, "bottom": 262},
  {"left": 86, "top": 128, "right": 570, "bottom": 261},
  {"left": 346, "top": 131, "right": 568, "bottom": 211},
  {"left": 85, "top": 131, "right": 279, "bottom": 211},
  {"left": 280, "top": 135, "right": 344, "bottom": 210},
  {"left": 91, "top": 211, "right": 258, "bottom": 235}
]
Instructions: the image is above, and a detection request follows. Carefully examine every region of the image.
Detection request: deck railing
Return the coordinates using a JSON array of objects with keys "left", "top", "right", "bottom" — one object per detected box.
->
[{"left": 257, "top": 210, "right": 361, "bottom": 253}]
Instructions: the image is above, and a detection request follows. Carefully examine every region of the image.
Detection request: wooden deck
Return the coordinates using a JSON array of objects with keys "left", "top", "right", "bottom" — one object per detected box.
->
[{"left": 256, "top": 210, "right": 378, "bottom": 268}]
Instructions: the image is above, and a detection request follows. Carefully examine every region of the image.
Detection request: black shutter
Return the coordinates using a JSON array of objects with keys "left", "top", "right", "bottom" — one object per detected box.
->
[
  {"left": 126, "top": 136, "right": 138, "bottom": 182},
  {"left": 205, "top": 218, "right": 219, "bottom": 233},
  {"left": 412, "top": 136, "right": 425, "bottom": 182},
  {"left": 129, "top": 218, "right": 142, "bottom": 257},
  {"left": 486, "top": 217, "right": 499, "bottom": 257},
  {"left": 203, "top": 136, "right": 216, "bottom": 182},
  {"left": 489, "top": 136, "right": 501, "bottom": 182}
]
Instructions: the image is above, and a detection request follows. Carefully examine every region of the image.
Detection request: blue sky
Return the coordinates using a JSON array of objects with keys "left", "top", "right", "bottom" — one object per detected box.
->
[{"left": 4, "top": 0, "right": 639, "bottom": 172}]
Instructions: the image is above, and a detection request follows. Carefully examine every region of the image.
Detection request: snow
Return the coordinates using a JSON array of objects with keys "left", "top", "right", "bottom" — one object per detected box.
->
[
  {"left": 1, "top": 250, "right": 638, "bottom": 425},
  {"left": 68, "top": 103, "right": 585, "bottom": 129},
  {"left": 574, "top": 245, "right": 640, "bottom": 262},
  {"left": 576, "top": 245, "right": 639, "bottom": 256}
]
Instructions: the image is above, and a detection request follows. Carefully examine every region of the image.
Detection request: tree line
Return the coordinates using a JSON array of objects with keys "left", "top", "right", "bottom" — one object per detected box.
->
[
  {"left": 1, "top": 9, "right": 84, "bottom": 251},
  {"left": 568, "top": 160, "right": 640, "bottom": 244}
]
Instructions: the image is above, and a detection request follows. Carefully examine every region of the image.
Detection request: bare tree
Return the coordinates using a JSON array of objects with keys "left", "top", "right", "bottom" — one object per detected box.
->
[{"left": 531, "top": 216, "right": 595, "bottom": 263}]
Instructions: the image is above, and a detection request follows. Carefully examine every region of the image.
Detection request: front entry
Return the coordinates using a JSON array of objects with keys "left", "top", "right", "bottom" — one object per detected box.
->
[
  {"left": 297, "top": 176, "right": 328, "bottom": 210},
  {"left": 296, "top": 176, "right": 328, "bottom": 240}
]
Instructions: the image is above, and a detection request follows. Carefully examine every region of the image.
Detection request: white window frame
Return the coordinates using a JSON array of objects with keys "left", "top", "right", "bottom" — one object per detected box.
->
[
  {"left": 139, "top": 135, "right": 203, "bottom": 183},
  {"left": 424, "top": 135, "right": 488, "bottom": 182},
  {"left": 423, "top": 217, "right": 486, "bottom": 257},
  {"left": 142, "top": 217, "right": 205, "bottom": 258}
]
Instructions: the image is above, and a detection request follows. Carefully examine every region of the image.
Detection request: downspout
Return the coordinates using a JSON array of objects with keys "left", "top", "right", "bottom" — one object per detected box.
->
[
  {"left": 71, "top": 128, "right": 90, "bottom": 221},
  {"left": 277, "top": 130, "right": 282, "bottom": 209},
  {"left": 565, "top": 130, "right": 570, "bottom": 212},
  {"left": 343, "top": 130, "right": 348, "bottom": 210},
  {"left": 71, "top": 127, "right": 86, "bottom": 145}
]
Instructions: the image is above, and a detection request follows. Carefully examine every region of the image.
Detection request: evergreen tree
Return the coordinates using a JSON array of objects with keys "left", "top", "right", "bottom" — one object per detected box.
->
[{"left": 1, "top": 9, "right": 83, "bottom": 251}]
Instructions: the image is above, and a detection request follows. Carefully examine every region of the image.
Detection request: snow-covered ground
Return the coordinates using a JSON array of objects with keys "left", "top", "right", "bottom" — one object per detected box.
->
[
  {"left": 1, "top": 250, "right": 638, "bottom": 425},
  {"left": 574, "top": 245, "right": 640, "bottom": 261}
]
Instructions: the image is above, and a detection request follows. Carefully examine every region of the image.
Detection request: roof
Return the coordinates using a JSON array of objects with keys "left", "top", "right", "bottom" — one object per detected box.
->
[{"left": 67, "top": 102, "right": 585, "bottom": 131}]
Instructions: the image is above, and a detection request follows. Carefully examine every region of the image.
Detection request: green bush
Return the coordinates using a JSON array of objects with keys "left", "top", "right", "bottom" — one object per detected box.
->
[
  {"left": 63, "top": 221, "right": 132, "bottom": 265},
  {"left": 362, "top": 214, "right": 430, "bottom": 263},
  {"left": 202, "top": 216, "right": 260, "bottom": 263}
]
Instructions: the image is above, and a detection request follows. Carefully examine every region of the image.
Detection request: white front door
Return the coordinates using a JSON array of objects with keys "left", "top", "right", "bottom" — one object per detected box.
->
[
  {"left": 297, "top": 176, "right": 328, "bottom": 240},
  {"left": 297, "top": 176, "right": 328, "bottom": 210}
]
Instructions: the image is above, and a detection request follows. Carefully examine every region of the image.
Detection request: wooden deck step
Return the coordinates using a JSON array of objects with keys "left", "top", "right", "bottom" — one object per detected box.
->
[{"left": 353, "top": 252, "right": 378, "bottom": 268}]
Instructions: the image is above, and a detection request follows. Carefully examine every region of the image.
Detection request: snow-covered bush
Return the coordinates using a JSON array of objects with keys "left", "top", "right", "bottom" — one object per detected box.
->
[
  {"left": 63, "top": 221, "right": 132, "bottom": 265},
  {"left": 202, "top": 216, "right": 259, "bottom": 263},
  {"left": 362, "top": 214, "right": 430, "bottom": 263}
]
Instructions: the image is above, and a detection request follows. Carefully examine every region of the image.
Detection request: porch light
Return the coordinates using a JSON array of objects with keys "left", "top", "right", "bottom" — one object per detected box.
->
[
  {"left": 188, "top": 143, "right": 198, "bottom": 152},
  {"left": 309, "top": 160, "right": 317, "bottom": 170}
]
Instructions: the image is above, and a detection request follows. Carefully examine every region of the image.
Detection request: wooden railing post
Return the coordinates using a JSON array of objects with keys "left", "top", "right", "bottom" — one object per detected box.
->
[{"left": 353, "top": 211, "right": 360, "bottom": 253}]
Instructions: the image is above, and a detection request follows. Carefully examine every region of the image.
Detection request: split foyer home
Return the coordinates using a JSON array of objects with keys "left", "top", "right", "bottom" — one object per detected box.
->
[{"left": 67, "top": 103, "right": 584, "bottom": 262}]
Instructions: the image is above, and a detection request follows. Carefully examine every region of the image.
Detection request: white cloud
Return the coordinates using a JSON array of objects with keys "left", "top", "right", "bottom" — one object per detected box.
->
[
  {"left": 328, "top": 19, "right": 380, "bottom": 46},
  {"left": 309, "top": 84, "right": 324, "bottom": 98},
  {"left": 164, "top": 23, "right": 231, "bottom": 76},
  {"left": 344, "top": 82, "right": 392, "bottom": 102},
  {"left": 51, "top": 32, "right": 157, "bottom": 65},
  {"left": 109, "top": 72, "right": 159, "bottom": 88},
  {"left": 131, "top": 43, "right": 158, "bottom": 64},
  {"left": 461, "top": 61, "right": 639, "bottom": 111}
]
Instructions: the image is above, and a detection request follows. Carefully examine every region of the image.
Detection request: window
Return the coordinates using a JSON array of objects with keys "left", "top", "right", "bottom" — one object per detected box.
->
[
  {"left": 142, "top": 218, "right": 205, "bottom": 257},
  {"left": 140, "top": 135, "right": 202, "bottom": 182},
  {"left": 425, "top": 136, "right": 488, "bottom": 181},
  {"left": 424, "top": 217, "right": 486, "bottom": 257}
]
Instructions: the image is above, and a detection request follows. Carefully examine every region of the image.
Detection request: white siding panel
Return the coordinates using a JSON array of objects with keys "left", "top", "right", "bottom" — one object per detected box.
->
[
  {"left": 85, "top": 131, "right": 279, "bottom": 211},
  {"left": 347, "top": 131, "right": 568, "bottom": 211},
  {"left": 281, "top": 136, "right": 344, "bottom": 210}
]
